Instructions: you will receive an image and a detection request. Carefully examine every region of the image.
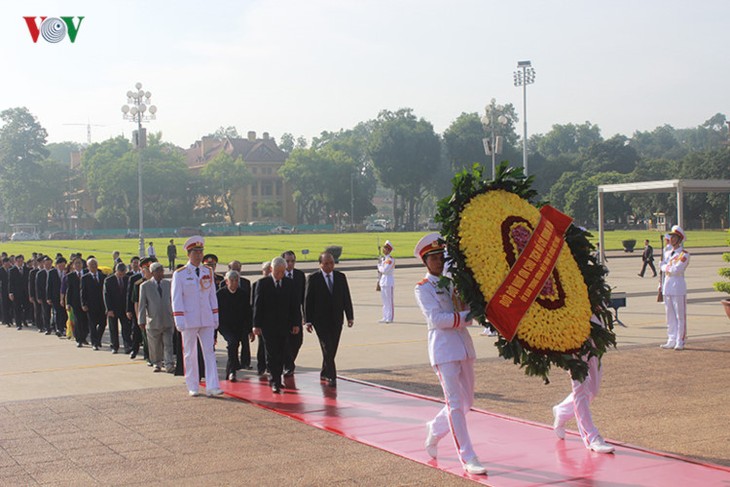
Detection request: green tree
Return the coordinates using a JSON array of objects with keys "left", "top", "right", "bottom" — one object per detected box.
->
[
  {"left": 532, "top": 121, "right": 602, "bottom": 159},
  {"left": 81, "top": 134, "right": 192, "bottom": 228},
  {"left": 368, "top": 108, "right": 441, "bottom": 230},
  {"left": 443, "top": 112, "right": 488, "bottom": 171},
  {"left": 207, "top": 126, "right": 241, "bottom": 139},
  {"left": 0, "top": 107, "right": 52, "bottom": 225},
  {"left": 200, "top": 152, "right": 252, "bottom": 223},
  {"left": 311, "top": 124, "right": 377, "bottom": 223},
  {"left": 280, "top": 146, "right": 360, "bottom": 224},
  {"left": 581, "top": 135, "right": 639, "bottom": 174}
]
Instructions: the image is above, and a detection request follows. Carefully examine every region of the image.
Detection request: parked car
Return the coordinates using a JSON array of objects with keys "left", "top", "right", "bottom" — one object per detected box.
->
[
  {"left": 366, "top": 223, "right": 386, "bottom": 232},
  {"left": 47, "top": 231, "right": 73, "bottom": 240},
  {"left": 270, "top": 225, "right": 295, "bottom": 234},
  {"left": 10, "top": 231, "right": 39, "bottom": 241}
]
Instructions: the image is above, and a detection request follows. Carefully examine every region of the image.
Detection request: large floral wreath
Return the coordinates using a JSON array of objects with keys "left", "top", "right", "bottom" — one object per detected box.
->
[{"left": 436, "top": 163, "right": 616, "bottom": 383}]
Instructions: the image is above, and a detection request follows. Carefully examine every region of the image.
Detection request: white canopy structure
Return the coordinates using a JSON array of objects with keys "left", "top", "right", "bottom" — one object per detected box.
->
[{"left": 596, "top": 179, "right": 730, "bottom": 262}]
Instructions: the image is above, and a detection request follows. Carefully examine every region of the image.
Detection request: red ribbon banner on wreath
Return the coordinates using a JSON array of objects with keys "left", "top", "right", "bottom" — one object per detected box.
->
[{"left": 485, "top": 205, "right": 574, "bottom": 341}]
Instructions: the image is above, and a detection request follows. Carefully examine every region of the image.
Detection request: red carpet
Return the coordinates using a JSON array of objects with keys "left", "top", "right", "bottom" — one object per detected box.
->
[{"left": 220, "top": 372, "right": 730, "bottom": 486}]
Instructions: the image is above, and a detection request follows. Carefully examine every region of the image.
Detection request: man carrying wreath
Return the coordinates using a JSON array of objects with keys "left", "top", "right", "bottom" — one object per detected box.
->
[{"left": 413, "top": 233, "right": 487, "bottom": 476}]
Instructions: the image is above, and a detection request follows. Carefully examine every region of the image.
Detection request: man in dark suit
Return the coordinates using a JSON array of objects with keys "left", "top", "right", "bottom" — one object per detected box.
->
[
  {"left": 64, "top": 257, "right": 87, "bottom": 346},
  {"left": 281, "top": 251, "right": 306, "bottom": 376},
  {"left": 103, "top": 263, "right": 130, "bottom": 353},
  {"left": 28, "top": 258, "right": 41, "bottom": 329},
  {"left": 224, "top": 260, "right": 253, "bottom": 370},
  {"left": 304, "top": 251, "right": 354, "bottom": 388},
  {"left": 0, "top": 257, "right": 12, "bottom": 326},
  {"left": 35, "top": 257, "right": 53, "bottom": 335},
  {"left": 81, "top": 258, "right": 107, "bottom": 350},
  {"left": 46, "top": 256, "right": 67, "bottom": 337},
  {"left": 638, "top": 239, "right": 657, "bottom": 278},
  {"left": 253, "top": 257, "right": 301, "bottom": 393},
  {"left": 127, "top": 256, "right": 149, "bottom": 360},
  {"left": 8, "top": 255, "right": 30, "bottom": 330}
]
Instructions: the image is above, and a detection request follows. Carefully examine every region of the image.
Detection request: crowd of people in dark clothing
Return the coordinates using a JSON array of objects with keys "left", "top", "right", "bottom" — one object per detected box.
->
[{"left": 0, "top": 247, "right": 353, "bottom": 390}]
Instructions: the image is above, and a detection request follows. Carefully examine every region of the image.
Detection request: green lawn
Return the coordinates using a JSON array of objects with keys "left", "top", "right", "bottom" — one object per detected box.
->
[{"left": 2, "top": 229, "right": 727, "bottom": 265}]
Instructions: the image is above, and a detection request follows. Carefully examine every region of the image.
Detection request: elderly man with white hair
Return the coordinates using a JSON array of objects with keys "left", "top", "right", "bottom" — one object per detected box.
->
[
  {"left": 252, "top": 257, "right": 301, "bottom": 393},
  {"left": 139, "top": 262, "right": 175, "bottom": 373}
]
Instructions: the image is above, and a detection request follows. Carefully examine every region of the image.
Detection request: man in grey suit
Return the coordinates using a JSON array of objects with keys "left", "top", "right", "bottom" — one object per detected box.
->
[{"left": 138, "top": 262, "right": 175, "bottom": 373}]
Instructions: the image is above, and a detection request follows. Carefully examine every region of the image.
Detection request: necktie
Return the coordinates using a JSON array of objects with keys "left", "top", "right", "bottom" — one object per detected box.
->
[
  {"left": 195, "top": 267, "right": 200, "bottom": 277},
  {"left": 326, "top": 274, "right": 333, "bottom": 293},
  {"left": 287, "top": 271, "right": 292, "bottom": 279},
  {"left": 157, "top": 281, "right": 163, "bottom": 296},
  {"left": 118, "top": 277, "right": 122, "bottom": 289},
  {"left": 276, "top": 280, "right": 281, "bottom": 289},
  {"left": 94, "top": 273, "right": 98, "bottom": 283}
]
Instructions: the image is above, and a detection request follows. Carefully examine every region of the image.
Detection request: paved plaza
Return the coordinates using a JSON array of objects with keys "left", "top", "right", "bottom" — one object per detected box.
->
[{"left": 0, "top": 248, "right": 728, "bottom": 485}]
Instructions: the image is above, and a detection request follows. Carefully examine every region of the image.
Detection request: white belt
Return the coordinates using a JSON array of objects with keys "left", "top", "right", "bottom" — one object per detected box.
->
[{"left": 666, "top": 272, "right": 684, "bottom": 277}]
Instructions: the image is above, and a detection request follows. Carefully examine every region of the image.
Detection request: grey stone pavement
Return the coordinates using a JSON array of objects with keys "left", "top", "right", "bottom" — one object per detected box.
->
[{"left": 0, "top": 248, "right": 728, "bottom": 485}]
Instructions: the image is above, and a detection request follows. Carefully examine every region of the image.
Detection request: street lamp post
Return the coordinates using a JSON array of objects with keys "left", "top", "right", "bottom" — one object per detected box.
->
[
  {"left": 481, "top": 98, "right": 509, "bottom": 180},
  {"left": 513, "top": 60, "right": 535, "bottom": 176},
  {"left": 121, "top": 82, "right": 157, "bottom": 257}
]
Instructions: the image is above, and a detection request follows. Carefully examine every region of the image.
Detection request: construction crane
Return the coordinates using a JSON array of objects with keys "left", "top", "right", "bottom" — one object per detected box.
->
[{"left": 62, "top": 121, "right": 107, "bottom": 144}]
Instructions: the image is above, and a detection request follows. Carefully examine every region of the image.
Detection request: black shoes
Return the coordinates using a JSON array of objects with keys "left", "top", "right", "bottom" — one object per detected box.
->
[
  {"left": 271, "top": 383, "right": 281, "bottom": 394},
  {"left": 228, "top": 372, "right": 237, "bottom": 382},
  {"left": 76, "top": 342, "right": 83, "bottom": 348},
  {"left": 130, "top": 350, "right": 138, "bottom": 359}
]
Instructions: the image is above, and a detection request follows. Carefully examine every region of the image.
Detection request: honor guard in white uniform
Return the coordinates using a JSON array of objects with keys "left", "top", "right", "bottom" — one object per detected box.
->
[
  {"left": 377, "top": 240, "right": 395, "bottom": 323},
  {"left": 171, "top": 236, "right": 223, "bottom": 397},
  {"left": 552, "top": 315, "right": 614, "bottom": 453},
  {"left": 413, "top": 233, "right": 487, "bottom": 476},
  {"left": 660, "top": 225, "right": 690, "bottom": 350}
]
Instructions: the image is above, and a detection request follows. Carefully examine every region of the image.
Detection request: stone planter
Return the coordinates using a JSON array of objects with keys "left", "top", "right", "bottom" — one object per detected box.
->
[
  {"left": 324, "top": 245, "right": 343, "bottom": 263},
  {"left": 622, "top": 239, "right": 637, "bottom": 253},
  {"left": 722, "top": 299, "right": 730, "bottom": 320}
]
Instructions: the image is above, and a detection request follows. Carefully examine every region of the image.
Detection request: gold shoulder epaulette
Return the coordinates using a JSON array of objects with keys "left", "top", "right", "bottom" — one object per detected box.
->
[
  {"left": 416, "top": 278, "right": 428, "bottom": 286},
  {"left": 174, "top": 266, "right": 186, "bottom": 273}
]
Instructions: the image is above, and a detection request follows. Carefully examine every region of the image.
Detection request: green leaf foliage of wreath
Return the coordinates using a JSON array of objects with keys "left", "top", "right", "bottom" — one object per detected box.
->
[{"left": 436, "top": 162, "right": 616, "bottom": 384}]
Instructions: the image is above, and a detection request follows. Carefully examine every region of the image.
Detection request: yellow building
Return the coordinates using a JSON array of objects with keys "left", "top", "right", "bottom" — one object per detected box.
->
[{"left": 184, "top": 131, "right": 296, "bottom": 224}]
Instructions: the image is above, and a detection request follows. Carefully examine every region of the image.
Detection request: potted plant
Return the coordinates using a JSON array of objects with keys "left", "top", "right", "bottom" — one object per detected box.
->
[
  {"left": 713, "top": 229, "right": 730, "bottom": 320},
  {"left": 621, "top": 239, "right": 637, "bottom": 253}
]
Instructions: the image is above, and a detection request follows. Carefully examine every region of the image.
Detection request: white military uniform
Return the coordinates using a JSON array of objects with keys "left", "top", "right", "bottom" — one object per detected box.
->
[
  {"left": 172, "top": 261, "right": 220, "bottom": 394},
  {"left": 553, "top": 317, "right": 608, "bottom": 450},
  {"left": 660, "top": 243, "right": 689, "bottom": 349},
  {"left": 414, "top": 272, "right": 478, "bottom": 466},
  {"left": 378, "top": 247, "right": 395, "bottom": 323}
]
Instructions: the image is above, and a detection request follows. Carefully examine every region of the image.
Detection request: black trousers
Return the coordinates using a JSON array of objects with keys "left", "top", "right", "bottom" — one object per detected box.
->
[
  {"left": 639, "top": 260, "right": 657, "bottom": 277},
  {"left": 285, "top": 331, "right": 303, "bottom": 373},
  {"left": 314, "top": 325, "right": 343, "bottom": 381},
  {"left": 52, "top": 304, "right": 67, "bottom": 334},
  {"left": 40, "top": 302, "right": 52, "bottom": 331},
  {"left": 220, "top": 329, "right": 242, "bottom": 377},
  {"left": 13, "top": 298, "right": 28, "bottom": 326},
  {"left": 256, "top": 336, "right": 267, "bottom": 374},
  {"left": 71, "top": 305, "right": 88, "bottom": 343},
  {"left": 32, "top": 301, "right": 42, "bottom": 327},
  {"left": 1, "top": 295, "right": 12, "bottom": 325},
  {"left": 107, "top": 314, "right": 129, "bottom": 351},
  {"left": 262, "top": 330, "right": 288, "bottom": 387},
  {"left": 239, "top": 335, "right": 251, "bottom": 369},
  {"left": 87, "top": 309, "right": 106, "bottom": 347}
]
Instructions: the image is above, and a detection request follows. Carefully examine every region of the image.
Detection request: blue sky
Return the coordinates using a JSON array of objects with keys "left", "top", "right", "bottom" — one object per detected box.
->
[{"left": 2, "top": 1, "right": 728, "bottom": 148}]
